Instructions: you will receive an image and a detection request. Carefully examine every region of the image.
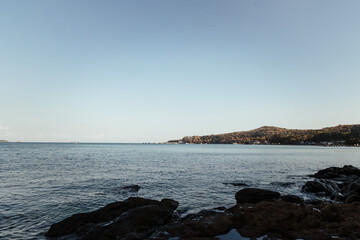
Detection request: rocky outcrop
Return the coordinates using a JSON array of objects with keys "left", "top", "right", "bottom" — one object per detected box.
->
[
  {"left": 303, "top": 165, "right": 360, "bottom": 203},
  {"left": 82, "top": 205, "right": 174, "bottom": 240},
  {"left": 312, "top": 165, "right": 360, "bottom": 179},
  {"left": 302, "top": 179, "right": 342, "bottom": 199},
  {"left": 47, "top": 165, "right": 360, "bottom": 240},
  {"left": 230, "top": 201, "right": 360, "bottom": 239},
  {"left": 46, "top": 197, "right": 178, "bottom": 239}
]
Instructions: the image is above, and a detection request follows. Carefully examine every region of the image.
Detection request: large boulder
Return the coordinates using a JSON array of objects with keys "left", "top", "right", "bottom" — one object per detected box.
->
[
  {"left": 235, "top": 188, "right": 280, "bottom": 204},
  {"left": 82, "top": 205, "right": 174, "bottom": 240},
  {"left": 46, "top": 197, "right": 178, "bottom": 238}
]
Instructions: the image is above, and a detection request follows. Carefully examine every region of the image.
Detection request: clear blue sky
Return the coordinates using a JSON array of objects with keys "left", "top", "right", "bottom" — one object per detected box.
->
[{"left": 1, "top": 0, "right": 359, "bottom": 142}]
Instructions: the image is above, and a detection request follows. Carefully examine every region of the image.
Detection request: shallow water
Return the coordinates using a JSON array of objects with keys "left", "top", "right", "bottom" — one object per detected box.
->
[{"left": 0, "top": 143, "right": 359, "bottom": 239}]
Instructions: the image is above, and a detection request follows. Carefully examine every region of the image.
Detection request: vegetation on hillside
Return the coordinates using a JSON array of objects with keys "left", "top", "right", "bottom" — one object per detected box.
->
[{"left": 175, "top": 125, "right": 360, "bottom": 146}]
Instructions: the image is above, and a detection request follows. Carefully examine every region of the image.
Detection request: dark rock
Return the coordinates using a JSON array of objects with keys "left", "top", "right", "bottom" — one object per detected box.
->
[
  {"left": 152, "top": 209, "right": 233, "bottom": 239},
  {"left": 46, "top": 197, "right": 177, "bottom": 238},
  {"left": 342, "top": 182, "right": 360, "bottom": 197},
  {"left": 302, "top": 179, "right": 341, "bottom": 198},
  {"left": 160, "top": 198, "right": 179, "bottom": 210},
  {"left": 235, "top": 188, "right": 280, "bottom": 204},
  {"left": 229, "top": 201, "right": 360, "bottom": 239},
  {"left": 321, "top": 204, "right": 344, "bottom": 222},
  {"left": 82, "top": 205, "right": 174, "bottom": 240},
  {"left": 312, "top": 165, "right": 360, "bottom": 179},
  {"left": 122, "top": 184, "right": 140, "bottom": 192},
  {"left": 303, "top": 165, "right": 360, "bottom": 203},
  {"left": 348, "top": 182, "right": 360, "bottom": 192},
  {"left": 281, "top": 195, "right": 304, "bottom": 204},
  {"left": 345, "top": 194, "right": 360, "bottom": 203},
  {"left": 323, "top": 171, "right": 338, "bottom": 179},
  {"left": 223, "top": 182, "right": 249, "bottom": 187}
]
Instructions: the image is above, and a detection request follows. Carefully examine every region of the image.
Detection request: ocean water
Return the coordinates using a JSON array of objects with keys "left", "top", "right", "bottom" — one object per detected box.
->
[{"left": 0, "top": 143, "right": 359, "bottom": 240}]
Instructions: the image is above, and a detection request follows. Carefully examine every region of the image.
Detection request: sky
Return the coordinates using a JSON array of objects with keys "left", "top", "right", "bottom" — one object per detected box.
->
[{"left": 0, "top": 0, "right": 359, "bottom": 142}]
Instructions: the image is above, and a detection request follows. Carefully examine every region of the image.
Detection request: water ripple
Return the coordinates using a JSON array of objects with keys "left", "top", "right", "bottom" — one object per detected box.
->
[{"left": 0, "top": 143, "right": 359, "bottom": 239}]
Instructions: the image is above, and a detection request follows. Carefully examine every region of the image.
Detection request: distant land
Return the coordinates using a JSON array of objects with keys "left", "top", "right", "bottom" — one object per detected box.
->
[
  {"left": 0, "top": 140, "right": 8, "bottom": 143},
  {"left": 168, "top": 124, "right": 360, "bottom": 146}
]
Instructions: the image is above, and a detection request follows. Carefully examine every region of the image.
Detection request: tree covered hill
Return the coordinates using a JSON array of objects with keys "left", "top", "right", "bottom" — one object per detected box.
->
[{"left": 174, "top": 125, "right": 360, "bottom": 145}]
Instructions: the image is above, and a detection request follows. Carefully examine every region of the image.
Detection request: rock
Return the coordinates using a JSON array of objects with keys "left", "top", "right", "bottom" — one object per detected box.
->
[
  {"left": 345, "top": 194, "right": 360, "bottom": 203},
  {"left": 151, "top": 209, "right": 234, "bottom": 239},
  {"left": 281, "top": 195, "right": 304, "bottom": 204},
  {"left": 223, "top": 182, "right": 249, "bottom": 187},
  {"left": 229, "top": 201, "right": 360, "bottom": 239},
  {"left": 302, "top": 179, "right": 341, "bottom": 198},
  {"left": 46, "top": 197, "right": 178, "bottom": 238},
  {"left": 82, "top": 205, "right": 174, "bottom": 240},
  {"left": 303, "top": 165, "right": 360, "bottom": 203},
  {"left": 235, "top": 188, "right": 280, "bottom": 204},
  {"left": 122, "top": 184, "right": 140, "bottom": 192},
  {"left": 341, "top": 182, "right": 360, "bottom": 197},
  {"left": 160, "top": 198, "right": 179, "bottom": 210},
  {"left": 312, "top": 165, "right": 360, "bottom": 179}
]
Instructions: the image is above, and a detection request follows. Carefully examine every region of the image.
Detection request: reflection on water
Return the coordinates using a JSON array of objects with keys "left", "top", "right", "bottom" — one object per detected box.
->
[{"left": 0, "top": 143, "right": 359, "bottom": 239}]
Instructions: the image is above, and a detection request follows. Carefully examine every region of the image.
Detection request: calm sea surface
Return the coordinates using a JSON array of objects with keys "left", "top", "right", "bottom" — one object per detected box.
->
[{"left": 0, "top": 143, "right": 359, "bottom": 239}]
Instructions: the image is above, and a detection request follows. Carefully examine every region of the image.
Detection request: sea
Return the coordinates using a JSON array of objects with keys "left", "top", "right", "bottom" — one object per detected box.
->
[{"left": 0, "top": 143, "right": 359, "bottom": 239}]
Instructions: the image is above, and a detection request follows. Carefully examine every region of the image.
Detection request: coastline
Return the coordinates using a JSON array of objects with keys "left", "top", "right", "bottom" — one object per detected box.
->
[{"left": 46, "top": 165, "right": 360, "bottom": 240}]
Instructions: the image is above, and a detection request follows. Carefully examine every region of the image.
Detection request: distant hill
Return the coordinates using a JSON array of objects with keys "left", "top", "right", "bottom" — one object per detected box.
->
[
  {"left": 173, "top": 125, "right": 360, "bottom": 146},
  {"left": 0, "top": 140, "right": 8, "bottom": 143}
]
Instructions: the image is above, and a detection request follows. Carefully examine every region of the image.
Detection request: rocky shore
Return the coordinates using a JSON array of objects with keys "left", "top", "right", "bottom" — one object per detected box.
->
[{"left": 46, "top": 165, "right": 360, "bottom": 240}]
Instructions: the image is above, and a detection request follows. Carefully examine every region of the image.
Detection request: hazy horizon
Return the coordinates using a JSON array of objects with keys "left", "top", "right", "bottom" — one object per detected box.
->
[{"left": 1, "top": 0, "right": 359, "bottom": 142}]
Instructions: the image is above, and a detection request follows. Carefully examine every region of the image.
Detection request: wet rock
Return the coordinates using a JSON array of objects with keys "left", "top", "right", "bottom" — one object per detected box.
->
[
  {"left": 341, "top": 182, "right": 360, "bottom": 198},
  {"left": 312, "top": 165, "right": 360, "bottom": 179},
  {"left": 122, "top": 184, "right": 140, "bottom": 192},
  {"left": 223, "top": 182, "right": 249, "bottom": 187},
  {"left": 151, "top": 209, "right": 234, "bottom": 239},
  {"left": 345, "top": 194, "right": 360, "bottom": 203},
  {"left": 46, "top": 197, "right": 178, "bottom": 238},
  {"left": 160, "top": 198, "right": 179, "bottom": 210},
  {"left": 303, "top": 165, "right": 360, "bottom": 203},
  {"left": 229, "top": 201, "right": 360, "bottom": 239},
  {"left": 281, "top": 195, "right": 304, "bottom": 204},
  {"left": 302, "top": 179, "right": 342, "bottom": 198},
  {"left": 235, "top": 188, "right": 280, "bottom": 204},
  {"left": 82, "top": 205, "right": 174, "bottom": 240}
]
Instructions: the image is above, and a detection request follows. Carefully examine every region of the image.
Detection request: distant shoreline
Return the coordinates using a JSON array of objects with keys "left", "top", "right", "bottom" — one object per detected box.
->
[{"left": 168, "top": 124, "right": 360, "bottom": 146}]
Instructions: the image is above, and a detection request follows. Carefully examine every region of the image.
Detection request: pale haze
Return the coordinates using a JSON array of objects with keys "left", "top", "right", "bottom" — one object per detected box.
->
[{"left": 0, "top": 0, "right": 359, "bottom": 142}]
